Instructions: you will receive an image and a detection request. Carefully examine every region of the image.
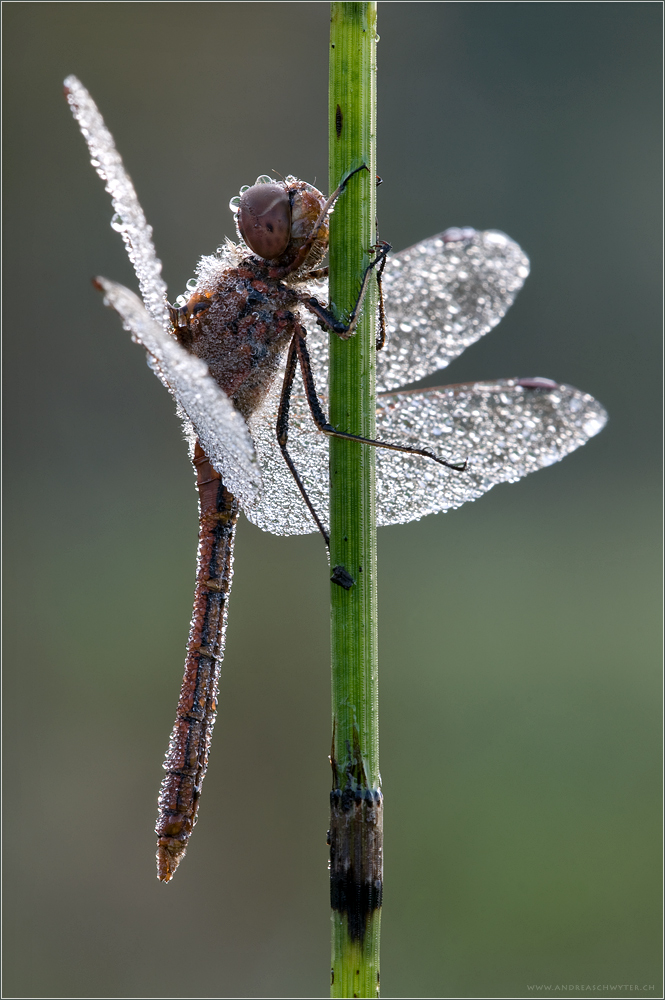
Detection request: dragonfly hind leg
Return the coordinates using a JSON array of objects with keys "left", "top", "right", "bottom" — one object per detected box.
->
[
  {"left": 292, "top": 325, "right": 467, "bottom": 472},
  {"left": 274, "top": 320, "right": 467, "bottom": 551},
  {"left": 276, "top": 333, "right": 331, "bottom": 546}
]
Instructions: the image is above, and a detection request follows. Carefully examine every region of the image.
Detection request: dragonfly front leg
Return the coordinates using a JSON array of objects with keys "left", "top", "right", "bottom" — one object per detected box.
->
[
  {"left": 268, "top": 163, "right": 370, "bottom": 281},
  {"left": 374, "top": 241, "right": 389, "bottom": 351},
  {"left": 299, "top": 240, "right": 392, "bottom": 343}
]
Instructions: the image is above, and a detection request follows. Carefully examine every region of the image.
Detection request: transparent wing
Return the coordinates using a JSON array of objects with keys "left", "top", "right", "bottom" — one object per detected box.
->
[
  {"left": 241, "top": 373, "right": 607, "bottom": 535},
  {"left": 373, "top": 379, "right": 607, "bottom": 525},
  {"left": 297, "top": 231, "right": 530, "bottom": 393},
  {"left": 64, "top": 75, "right": 170, "bottom": 332},
  {"left": 96, "top": 279, "right": 261, "bottom": 505},
  {"left": 376, "top": 230, "right": 530, "bottom": 391},
  {"left": 296, "top": 274, "right": 330, "bottom": 388},
  {"left": 242, "top": 341, "right": 331, "bottom": 536}
]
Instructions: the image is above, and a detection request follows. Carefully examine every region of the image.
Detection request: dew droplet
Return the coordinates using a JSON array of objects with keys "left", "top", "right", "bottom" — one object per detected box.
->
[
  {"left": 229, "top": 196, "right": 241, "bottom": 213},
  {"left": 110, "top": 213, "right": 124, "bottom": 231},
  {"left": 485, "top": 231, "right": 509, "bottom": 245},
  {"left": 442, "top": 227, "right": 473, "bottom": 243},
  {"left": 186, "top": 278, "right": 197, "bottom": 291},
  {"left": 583, "top": 414, "right": 605, "bottom": 437},
  {"left": 255, "top": 174, "right": 273, "bottom": 185}
]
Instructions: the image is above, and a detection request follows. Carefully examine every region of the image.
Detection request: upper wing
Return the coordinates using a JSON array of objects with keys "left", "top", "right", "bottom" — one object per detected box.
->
[
  {"left": 96, "top": 279, "right": 261, "bottom": 505},
  {"left": 376, "top": 230, "right": 530, "bottom": 391},
  {"left": 373, "top": 379, "right": 607, "bottom": 525},
  {"left": 64, "top": 76, "right": 170, "bottom": 332}
]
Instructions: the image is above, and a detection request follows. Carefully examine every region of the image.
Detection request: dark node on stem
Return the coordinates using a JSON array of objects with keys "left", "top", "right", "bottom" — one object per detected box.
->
[
  {"left": 329, "top": 727, "right": 382, "bottom": 942},
  {"left": 336, "top": 103, "right": 343, "bottom": 138},
  {"left": 331, "top": 565, "right": 355, "bottom": 590},
  {"left": 329, "top": 783, "right": 383, "bottom": 943}
]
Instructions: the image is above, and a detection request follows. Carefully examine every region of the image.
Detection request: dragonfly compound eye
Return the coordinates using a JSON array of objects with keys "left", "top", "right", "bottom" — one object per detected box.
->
[{"left": 238, "top": 183, "right": 291, "bottom": 260}]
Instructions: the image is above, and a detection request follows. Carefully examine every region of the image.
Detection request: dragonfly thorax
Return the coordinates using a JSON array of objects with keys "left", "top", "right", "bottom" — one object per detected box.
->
[
  {"left": 167, "top": 175, "right": 333, "bottom": 423},
  {"left": 173, "top": 258, "right": 298, "bottom": 421}
]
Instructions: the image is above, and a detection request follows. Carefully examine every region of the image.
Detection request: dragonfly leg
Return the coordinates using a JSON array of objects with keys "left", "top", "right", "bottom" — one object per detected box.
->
[
  {"left": 268, "top": 163, "right": 369, "bottom": 280},
  {"left": 304, "top": 266, "right": 329, "bottom": 280},
  {"left": 297, "top": 240, "right": 392, "bottom": 341},
  {"left": 293, "top": 325, "right": 468, "bottom": 472},
  {"left": 276, "top": 334, "right": 330, "bottom": 546},
  {"left": 374, "top": 241, "right": 389, "bottom": 351}
]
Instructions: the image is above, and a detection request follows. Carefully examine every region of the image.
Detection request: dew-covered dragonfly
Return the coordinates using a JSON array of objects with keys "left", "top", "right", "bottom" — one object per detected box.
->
[{"left": 65, "top": 76, "right": 607, "bottom": 882}]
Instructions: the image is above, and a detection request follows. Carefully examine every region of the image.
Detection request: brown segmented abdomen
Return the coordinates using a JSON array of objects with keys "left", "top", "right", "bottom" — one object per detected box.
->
[{"left": 155, "top": 441, "right": 239, "bottom": 882}]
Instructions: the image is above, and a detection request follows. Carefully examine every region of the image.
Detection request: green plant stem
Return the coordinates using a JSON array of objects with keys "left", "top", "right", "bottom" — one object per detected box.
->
[{"left": 328, "top": 4, "right": 381, "bottom": 997}]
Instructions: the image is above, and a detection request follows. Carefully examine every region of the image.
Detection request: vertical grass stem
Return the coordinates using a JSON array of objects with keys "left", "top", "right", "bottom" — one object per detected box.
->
[{"left": 328, "top": 4, "right": 380, "bottom": 996}]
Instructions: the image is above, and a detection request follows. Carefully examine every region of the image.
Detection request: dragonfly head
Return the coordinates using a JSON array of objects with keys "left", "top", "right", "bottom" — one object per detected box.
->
[
  {"left": 236, "top": 181, "right": 291, "bottom": 260},
  {"left": 230, "top": 175, "right": 328, "bottom": 271}
]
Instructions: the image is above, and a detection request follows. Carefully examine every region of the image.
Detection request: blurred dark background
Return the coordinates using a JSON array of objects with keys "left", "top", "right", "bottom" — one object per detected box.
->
[{"left": 3, "top": 3, "right": 661, "bottom": 997}]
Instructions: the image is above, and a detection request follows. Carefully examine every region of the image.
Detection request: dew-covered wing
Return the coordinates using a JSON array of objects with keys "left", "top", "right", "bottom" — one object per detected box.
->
[
  {"left": 231, "top": 287, "right": 333, "bottom": 536},
  {"left": 364, "top": 379, "right": 607, "bottom": 524},
  {"left": 240, "top": 370, "right": 606, "bottom": 535},
  {"left": 96, "top": 278, "right": 261, "bottom": 505},
  {"left": 372, "top": 379, "right": 607, "bottom": 525},
  {"left": 241, "top": 356, "right": 331, "bottom": 536},
  {"left": 376, "top": 230, "right": 530, "bottom": 392},
  {"left": 64, "top": 75, "right": 170, "bottom": 331},
  {"left": 296, "top": 274, "right": 330, "bottom": 387}
]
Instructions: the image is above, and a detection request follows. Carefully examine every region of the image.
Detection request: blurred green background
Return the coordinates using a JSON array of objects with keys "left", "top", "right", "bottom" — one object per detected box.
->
[{"left": 3, "top": 3, "right": 661, "bottom": 997}]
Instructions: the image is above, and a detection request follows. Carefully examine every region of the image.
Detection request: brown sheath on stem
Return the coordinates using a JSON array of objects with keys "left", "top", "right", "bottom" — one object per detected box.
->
[
  {"left": 155, "top": 441, "right": 239, "bottom": 882},
  {"left": 329, "top": 786, "right": 383, "bottom": 942}
]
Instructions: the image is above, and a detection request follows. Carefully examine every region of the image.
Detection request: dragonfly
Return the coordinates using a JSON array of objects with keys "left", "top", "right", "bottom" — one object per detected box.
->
[{"left": 65, "top": 76, "right": 607, "bottom": 883}]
